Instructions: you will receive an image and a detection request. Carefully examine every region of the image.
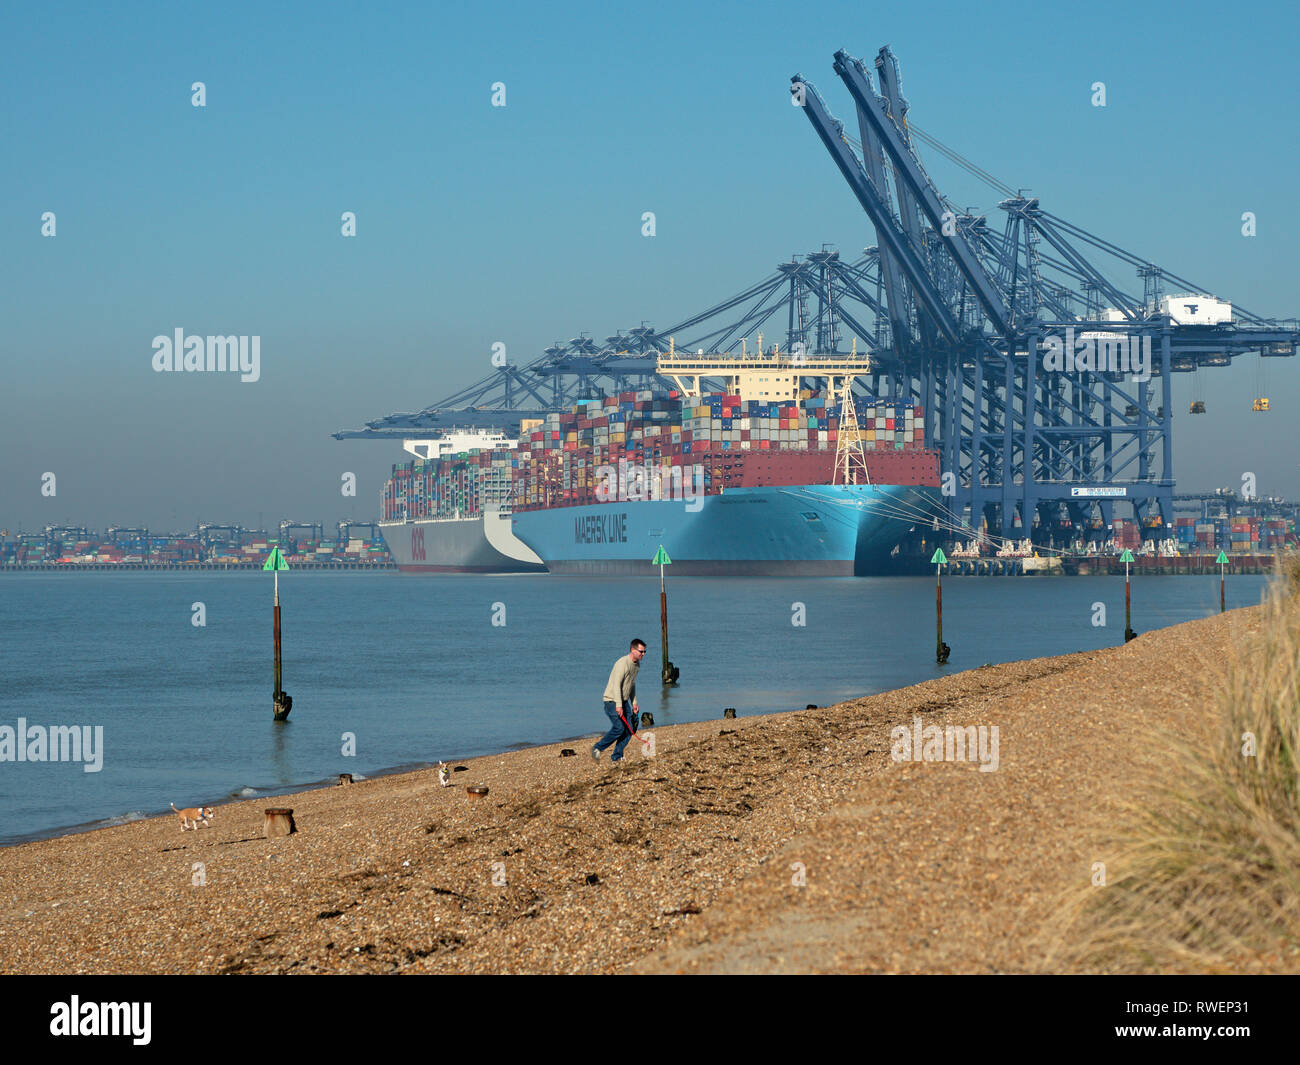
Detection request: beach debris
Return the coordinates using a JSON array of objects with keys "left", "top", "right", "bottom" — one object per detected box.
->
[
  {"left": 338, "top": 773, "right": 353, "bottom": 786},
  {"left": 560, "top": 748, "right": 577, "bottom": 757},
  {"left": 805, "top": 704, "right": 818, "bottom": 710},
  {"left": 437, "top": 762, "right": 451, "bottom": 786},
  {"left": 263, "top": 808, "right": 296, "bottom": 838},
  {"left": 640, "top": 712, "right": 655, "bottom": 727},
  {"left": 466, "top": 785, "right": 489, "bottom": 800},
  {"left": 585, "top": 873, "right": 600, "bottom": 885},
  {"left": 723, "top": 707, "right": 737, "bottom": 719},
  {"left": 720, "top": 729, "right": 737, "bottom": 736},
  {"left": 453, "top": 765, "right": 468, "bottom": 773}
]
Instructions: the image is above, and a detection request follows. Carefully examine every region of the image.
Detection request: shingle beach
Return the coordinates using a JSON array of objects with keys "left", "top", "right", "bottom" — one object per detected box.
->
[{"left": 0, "top": 608, "right": 1256, "bottom": 974}]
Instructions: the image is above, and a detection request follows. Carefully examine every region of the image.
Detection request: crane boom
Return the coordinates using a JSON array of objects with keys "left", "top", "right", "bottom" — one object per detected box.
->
[
  {"left": 792, "top": 75, "right": 961, "bottom": 345},
  {"left": 839, "top": 49, "right": 1013, "bottom": 338}
]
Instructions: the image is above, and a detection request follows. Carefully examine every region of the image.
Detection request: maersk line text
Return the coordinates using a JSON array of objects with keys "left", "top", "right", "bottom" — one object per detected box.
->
[{"left": 575, "top": 513, "right": 628, "bottom": 544}]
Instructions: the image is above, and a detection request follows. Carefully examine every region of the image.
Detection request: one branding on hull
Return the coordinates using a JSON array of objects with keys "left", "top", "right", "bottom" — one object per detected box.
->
[{"left": 574, "top": 513, "right": 628, "bottom": 544}]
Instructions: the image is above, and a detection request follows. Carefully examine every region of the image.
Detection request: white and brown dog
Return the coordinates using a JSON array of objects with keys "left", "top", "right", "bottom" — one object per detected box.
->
[{"left": 170, "top": 802, "right": 214, "bottom": 831}]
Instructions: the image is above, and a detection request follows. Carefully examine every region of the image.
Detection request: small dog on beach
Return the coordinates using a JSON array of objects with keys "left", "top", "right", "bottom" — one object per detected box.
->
[
  {"left": 170, "top": 803, "right": 214, "bottom": 831},
  {"left": 437, "top": 762, "right": 451, "bottom": 787}
]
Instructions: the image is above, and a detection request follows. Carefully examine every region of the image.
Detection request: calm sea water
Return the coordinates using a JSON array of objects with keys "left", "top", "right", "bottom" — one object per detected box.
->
[{"left": 0, "top": 570, "right": 1268, "bottom": 844}]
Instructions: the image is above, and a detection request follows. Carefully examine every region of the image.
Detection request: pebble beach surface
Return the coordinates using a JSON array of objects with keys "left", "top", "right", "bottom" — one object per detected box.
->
[{"left": 0, "top": 607, "right": 1254, "bottom": 974}]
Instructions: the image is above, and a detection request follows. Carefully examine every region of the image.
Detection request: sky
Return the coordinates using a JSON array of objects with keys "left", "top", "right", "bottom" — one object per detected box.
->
[{"left": 2, "top": 0, "right": 1298, "bottom": 533}]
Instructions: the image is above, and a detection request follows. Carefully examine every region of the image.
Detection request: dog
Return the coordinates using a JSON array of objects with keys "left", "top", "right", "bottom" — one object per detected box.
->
[{"left": 170, "top": 803, "right": 214, "bottom": 831}]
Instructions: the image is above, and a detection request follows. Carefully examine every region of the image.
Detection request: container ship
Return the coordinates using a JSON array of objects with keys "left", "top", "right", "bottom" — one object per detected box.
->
[
  {"left": 380, "top": 353, "right": 944, "bottom": 575},
  {"left": 379, "top": 430, "right": 545, "bottom": 573}
]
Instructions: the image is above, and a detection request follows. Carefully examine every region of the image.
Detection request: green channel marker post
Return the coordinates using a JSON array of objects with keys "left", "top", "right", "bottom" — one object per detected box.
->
[
  {"left": 931, "top": 547, "right": 950, "bottom": 663},
  {"left": 264, "top": 546, "right": 293, "bottom": 720},
  {"left": 1217, "top": 550, "right": 1230, "bottom": 613},
  {"left": 1120, "top": 548, "right": 1137, "bottom": 643},
  {"left": 653, "top": 545, "right": 679, "bottom": 685}
]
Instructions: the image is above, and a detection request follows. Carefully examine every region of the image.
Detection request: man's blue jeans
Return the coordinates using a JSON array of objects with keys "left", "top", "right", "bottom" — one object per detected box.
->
[{"left": 595, "top": 699, "right": 634, "bottom": 761}]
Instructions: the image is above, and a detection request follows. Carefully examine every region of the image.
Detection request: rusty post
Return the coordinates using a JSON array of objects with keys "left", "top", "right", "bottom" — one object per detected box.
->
[
  {"left": 273, "top": 592, "right": 282, "bottom": 703},
  {"left": 264, "top": 808, "right": 296, "bottom": 837}
]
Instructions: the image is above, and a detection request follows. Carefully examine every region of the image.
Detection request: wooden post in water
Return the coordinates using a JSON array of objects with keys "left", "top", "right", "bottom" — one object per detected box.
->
[
  {"left": 264, "top": 546, "right": 292, "bottom": 720},
  {"left": 653, "top": 545, "right": 679, "bottom": 684},
  {"left": 273, "top": 573, "right": 282, "bottom": 694},
  {"left": 931, "top": 548, "right": 950, "bottom": 664},
  {"left": 1217, "top": 550, "right": 1229, "bottom": 613},
  {"left": 1120, "top": 548, "right": 1137, "bottom": 642}
]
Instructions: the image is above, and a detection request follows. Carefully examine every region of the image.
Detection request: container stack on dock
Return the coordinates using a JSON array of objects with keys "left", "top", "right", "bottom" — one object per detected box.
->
[
  {"left": 1111, "top": 519, "right": 1142, "bottom": 551},
  {"left": 1, "top": 528, "right": 392, "bottom": 568},
  {"left": 1170, "top": 516, "right": 1296, "bottom": 554}
]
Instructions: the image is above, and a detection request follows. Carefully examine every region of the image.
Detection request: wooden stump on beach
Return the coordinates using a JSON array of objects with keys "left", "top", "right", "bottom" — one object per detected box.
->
[
  {"left": 264, "top": 808, "right": 296, "bottom": 837},
  {"left": 338, "top": 773, "right": 353, "bottom": 786}
]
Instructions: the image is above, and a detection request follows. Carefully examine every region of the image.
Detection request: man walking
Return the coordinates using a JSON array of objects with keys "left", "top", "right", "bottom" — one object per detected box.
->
[{"left": 593, "top": 638, "right": 646, "bottom": 765}]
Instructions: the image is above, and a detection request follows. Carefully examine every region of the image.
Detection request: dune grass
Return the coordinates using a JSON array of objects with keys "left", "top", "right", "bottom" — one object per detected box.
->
[{"left": 1045, "top": 551, "right": 1300, "bottom": 972}]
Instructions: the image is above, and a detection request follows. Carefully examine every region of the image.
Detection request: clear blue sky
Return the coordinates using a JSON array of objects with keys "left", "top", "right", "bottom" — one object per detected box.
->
[{"left": 2, "top": 0, "right": 1298, "bottom": 532}]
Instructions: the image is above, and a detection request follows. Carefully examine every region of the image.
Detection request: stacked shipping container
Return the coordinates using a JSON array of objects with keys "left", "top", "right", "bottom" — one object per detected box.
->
[
  {"left": 1172, "top": 516, "right": 1295, "bottom": 552},
  {"left": 382, "top": 390, "right": 929, "bottom": 518}
]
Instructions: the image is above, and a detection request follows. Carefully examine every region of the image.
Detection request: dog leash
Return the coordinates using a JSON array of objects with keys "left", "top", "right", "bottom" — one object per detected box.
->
[{"left": 618, "top": 705, "right": 649, "bottom": 742}]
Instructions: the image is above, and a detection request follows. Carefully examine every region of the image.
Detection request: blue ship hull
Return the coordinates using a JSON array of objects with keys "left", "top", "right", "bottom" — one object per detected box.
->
[{"left": 510, "top": 484, "right": 943, "bottom": 576}]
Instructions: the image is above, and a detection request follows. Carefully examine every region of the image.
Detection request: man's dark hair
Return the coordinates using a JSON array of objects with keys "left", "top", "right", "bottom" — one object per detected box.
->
[{"left": 630, "top": 638, "right": 647, "bottom": 651}]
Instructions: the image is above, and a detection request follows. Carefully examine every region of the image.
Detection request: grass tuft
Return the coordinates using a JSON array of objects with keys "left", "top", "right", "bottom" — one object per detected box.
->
[{"left": 1045, "top": 557, "right": 1300, "bottom": 972}]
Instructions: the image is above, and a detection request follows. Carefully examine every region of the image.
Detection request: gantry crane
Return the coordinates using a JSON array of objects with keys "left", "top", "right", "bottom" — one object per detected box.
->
[{"left": 336, "top": 46, "right": 1299, "bottom": 544}]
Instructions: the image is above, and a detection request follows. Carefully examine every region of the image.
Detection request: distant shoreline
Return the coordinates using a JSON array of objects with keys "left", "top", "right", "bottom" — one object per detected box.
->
[
  {"left": 0, "top": 561, "right": 397, "bottom": 573},
  {"left": 0, "top": 555, "right": 1283, "bottom": 575}
]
